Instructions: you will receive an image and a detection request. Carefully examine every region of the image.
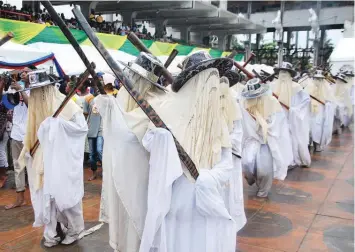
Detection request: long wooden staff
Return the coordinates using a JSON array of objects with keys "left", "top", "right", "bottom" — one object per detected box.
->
[
  {"left": 127, "top": 32, "right": 174, "bottom": 84},
  {"left": 65, "top": 6, "right": 199, "bottom": 180},
  {"left": 0, "top": 32, "right": 14, "bottom": 46},
  {"left": 164, "top": 49, "right": 178, "bottom": 69},
  {"left": 30, "top": 65, "right": 93, "bottom": 156},
  {"left": 40, "top": 1, "right": 105, "bottom": 96}
]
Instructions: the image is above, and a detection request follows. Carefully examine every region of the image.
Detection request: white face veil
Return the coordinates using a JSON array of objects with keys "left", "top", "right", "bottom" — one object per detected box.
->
[
  {"left": 305, "top": 78, "right": 335, "bottom": 113},
  {"left": 18, "top": 85, "right": 82, "bottom": 190},
  {"left": 272, "top": 70, "right": 301, "bottom": 108},
  {"left": 150, "top": 68, "right": 234, "bottom": 179}
]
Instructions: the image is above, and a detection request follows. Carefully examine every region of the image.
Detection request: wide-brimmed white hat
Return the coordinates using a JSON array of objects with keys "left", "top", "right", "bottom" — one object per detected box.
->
[
  {"left": 241, "top": 78, "right": 269, "bottom": 99},
  {"left": 273, "top": 62, "right": 296, "bottom": 77},
  {"left": 313, "top": 70, "right": 325, "bottom": 79},
  {"left": 118, "top": 52, "right": 167, "bottom": 91}
]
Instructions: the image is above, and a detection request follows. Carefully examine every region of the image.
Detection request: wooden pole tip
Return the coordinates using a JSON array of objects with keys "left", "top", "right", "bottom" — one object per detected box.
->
[{"left": 7, "top": 32, "right": 14, "bottom": 38}]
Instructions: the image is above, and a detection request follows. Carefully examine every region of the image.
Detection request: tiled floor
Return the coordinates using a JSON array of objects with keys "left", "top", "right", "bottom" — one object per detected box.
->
[{"left": 0, "top": 128, "right": 353, "bottom": 252}]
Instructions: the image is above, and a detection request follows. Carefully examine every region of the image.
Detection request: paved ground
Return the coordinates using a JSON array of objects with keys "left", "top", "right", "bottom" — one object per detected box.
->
[{"left": 0, "top": 128, "right": 353, "bottom": 252}]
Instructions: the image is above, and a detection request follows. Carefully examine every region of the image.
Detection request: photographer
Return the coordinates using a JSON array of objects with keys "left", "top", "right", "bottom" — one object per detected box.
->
[{"left": 5, "top": 69, "right": 30, "bottom": 210}]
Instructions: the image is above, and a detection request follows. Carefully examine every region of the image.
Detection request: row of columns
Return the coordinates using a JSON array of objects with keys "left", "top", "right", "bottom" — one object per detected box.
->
[{"left": 76, "top": 0, "right": 327, "bottom": 57}]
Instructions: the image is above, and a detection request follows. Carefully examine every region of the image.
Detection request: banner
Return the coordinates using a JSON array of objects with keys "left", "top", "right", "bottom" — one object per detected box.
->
[{"left": 0, "top": 18, "right": 244, "bottom": 61}]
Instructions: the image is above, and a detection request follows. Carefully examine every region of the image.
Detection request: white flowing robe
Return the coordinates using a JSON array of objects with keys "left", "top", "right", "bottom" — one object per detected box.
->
[
  {"left": 240, "top": 104, "right": 293, "bottom": 197},
  {"left": 139, "top": 128, "right": 245, "bottom": 252},
  {"left": 26, "top": 112, "right": 87, "bottom": 243},
  {"left": 287, "top": 90, "right": 311, "bottom": 166},
  {"left": 95, "top": 95, "right": 150, "bottom": 252},
  {"left": 305, "top": 79, "right": 336, "bottom": 148},
  {"left": 333, "top": 79, "right": 353, "bottom": 128},
  {"left": 271, "top": 77, "right": 312, "bottom": 167}
]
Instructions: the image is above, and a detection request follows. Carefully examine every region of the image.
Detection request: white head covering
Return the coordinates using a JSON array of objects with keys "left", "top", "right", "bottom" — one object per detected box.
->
[
  {"left": 150, "top": 68, "right": 235, "bottom": 180},
  {"left": 19, "top": 85, "right": 82, "bottom": 190},
  {"left": 305, "top": 78, "right": 335, "bottom": 113},
  {"left": 272, "top": 70, "right": 302, "bottom": 108}
]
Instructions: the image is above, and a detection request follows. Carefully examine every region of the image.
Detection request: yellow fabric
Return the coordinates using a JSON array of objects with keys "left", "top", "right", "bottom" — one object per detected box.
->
[
  {"left": 82, "top": 33, "right": 127, "bottom": 50},
  {"left": 335, "top": 79, "right": 353, "bottom": 116},
  {"left": 0, "top": 18, "right": 45, "bottom": 44},
  {"left": 243, "top": 94, "right": 283, "bottom": 142},
  {"left": 149, "top": 41, "right": 178, "bottom": 56},
  {"left": 89, "top": 14, "right": 95, "bottom": 21},
  {"left": 150, "top": 68, "right": 232, "bottom": 178},
  {"left": 305, "top": 79, "right": 334, "bottom": 114},
  {"left": 272, "top": 71, "right": 302, "bottom": 108},
  {"left": 18, "top": 86, "right": 82, "bottom": 190}
]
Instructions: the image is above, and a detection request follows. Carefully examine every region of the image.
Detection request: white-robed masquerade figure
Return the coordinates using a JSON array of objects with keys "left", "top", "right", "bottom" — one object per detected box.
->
[
  {"left": 139, "top": 50, "right": 245, "bottom": 252},
  {"left": 271, "top": 62, "right": 311, "bottom": 168},
  {"left": 17, "top": 70, "right": 88, "bottom": 247},
  {"left": 240, "top": 78, "right": 293, "bottom": 197},
  {"left": 332, "top": 72, "right": 352, "bottom": 134},
  {"left": 95, "top": 52, "right": 168, "bottom": 252},
  {"left": 340, "top": 66, "right": 354, "bottom": 125},
  {"left": 304, "top": 70, "right": 336, "bottom": 152}
]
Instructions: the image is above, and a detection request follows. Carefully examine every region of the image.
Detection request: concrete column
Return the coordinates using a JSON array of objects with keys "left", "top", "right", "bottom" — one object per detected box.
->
[
  {"left": 121, "top": 12, "right": 134, "bottom": 26},
  {"left": 179, "top": 26, "right": 190, "bottom": 44},
  {"left": 216, "top": 32, "right": 227, "bottom": 50},
  {"left": 78, "top": 1, "right": 98, "bottom": 20},
  {"left": 246, "top": 1, "right": 252, "bottom": 60},
  {"left": 277, "top": 0, "right": 285, "bottom": 66},
  {"left": 256, "top": 33, "right": 261, "bottom": 50},
  {"left": 219, "top": 0, "right": 227, "bottom": 10},
  {"left": 23, "top": 1, "right": 40, "bottom": 13},
  {"left": 154, "top": 19, "right": 168, "bottom": 39}
]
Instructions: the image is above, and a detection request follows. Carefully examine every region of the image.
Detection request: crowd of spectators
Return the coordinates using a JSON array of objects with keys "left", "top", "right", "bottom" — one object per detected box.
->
[{"left": 0, "top": 3, "right": 174, "bottom": 41}]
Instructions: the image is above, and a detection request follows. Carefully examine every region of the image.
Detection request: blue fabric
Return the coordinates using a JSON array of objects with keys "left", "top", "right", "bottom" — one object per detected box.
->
[
  {"left": 0, "top": 53, "right": 65, "bottom": 78},
  {"left": 88, "top": 136, "right": 104, "bottom": 171}
]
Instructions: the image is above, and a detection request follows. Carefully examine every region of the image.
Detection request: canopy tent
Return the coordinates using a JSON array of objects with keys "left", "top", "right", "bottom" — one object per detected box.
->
[
  {"left": 329, "top": 37, "right": 355, "bottom": 75},
  {"left": 27, "top": 42, "right": 189, "bottom": 76},
  {"left": 0, "top": 41, "right": 65, "bottom": 77}
]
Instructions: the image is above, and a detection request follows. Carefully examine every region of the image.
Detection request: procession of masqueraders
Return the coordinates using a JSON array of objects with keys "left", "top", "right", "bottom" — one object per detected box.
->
[{"left": 1, "top": 47, "right": 353, "bottom": 251}]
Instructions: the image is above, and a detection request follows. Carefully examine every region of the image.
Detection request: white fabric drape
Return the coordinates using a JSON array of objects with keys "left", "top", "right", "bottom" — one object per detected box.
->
[
  {"left": 95, "top": 95, "right": 150, "bottom": 252},
  {"left": 26, "top": 112, "right": 87, "bottom": 229},
  {"left": 240, "top": 101, "right": 292, "bottom": 196},
  {"left": 305, "top": 79, "right": 336, "bottom": 148},
  {"left": 140, "top": 127, "right": 244, "bottom": 252},
  {"left": 287, "top": 90, "right": 312, "bottom": 167},
  {"left": 333, "top": 79, "right": 353, "bottom": 127},
  {"left": 271, "top": 77, "right": 312, "bottom": 167}
]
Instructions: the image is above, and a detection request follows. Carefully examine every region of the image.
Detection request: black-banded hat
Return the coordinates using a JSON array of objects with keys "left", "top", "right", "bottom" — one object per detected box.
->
[
  {"left": 339, "top": 64, "right": 354, "bottom": 77},
  {"left": 172, "top": 50, "right": 240, "bottom": 92},
  {"left": 3, "top": 70, "right": 54, "bottom": 109},
  {"left": 313, "top": 69, "right": 325, "bottom": 79},
  {"left": 241, "top": 78, "right": 270, "bottom": 99},
  {"left": 334, "top": 73, "right": 348, "bottom": 83},
  {"left": 273, "top": 62, "right": 296, "bottom": 77},
  {"left": 118, "top": 52, "right": 167, "bottom": 91}
]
